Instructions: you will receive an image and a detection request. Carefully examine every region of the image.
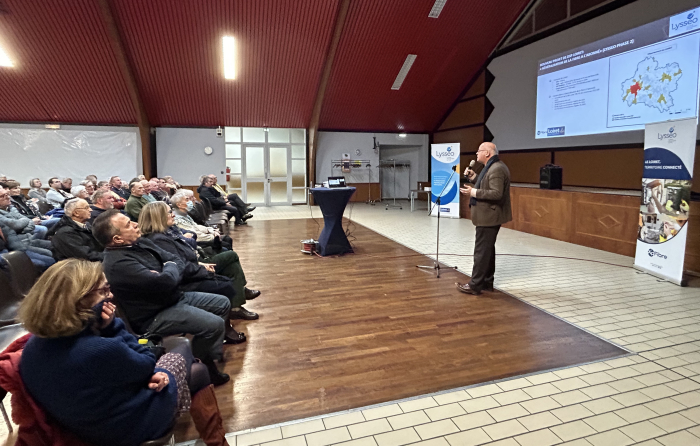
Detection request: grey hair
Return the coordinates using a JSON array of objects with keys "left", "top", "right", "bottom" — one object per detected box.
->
[
  {"left": 180, "top": 189, "right": 194, "bottom": 197},
  {"left": 64, "top": 198, "right": 85, "bottom": 217},
  {"left": 70, "top": 186, "right": 86, "bottom": 197},
  {"left": 171, "top": 192, "right": 188, "bottom": 205}
]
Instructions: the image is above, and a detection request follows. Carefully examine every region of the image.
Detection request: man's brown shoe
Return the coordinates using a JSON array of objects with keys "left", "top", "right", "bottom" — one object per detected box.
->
[{"left": 456, "top": 282, "right": 481, "bottom": 295}]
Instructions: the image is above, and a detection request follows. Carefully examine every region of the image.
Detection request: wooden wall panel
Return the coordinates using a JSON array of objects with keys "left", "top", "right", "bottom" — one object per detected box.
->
[
  {"left": 684, "top": 204, "right": 700, "bottom": 273},
  {"left": 555, "top": 148, "right": 643, "bottom": 189},
  {"left": 347, "top": 183, "right": 380, "bottom": 203},
  {"left": 516, "top": 191, "right": 570, "bottom": 241},
  {"left": 433, "top": 127, "right": 483, "bottom": 153},
  {"left": 438, "top": 98, "right": 485, "bottom": 131},
  {"left": 499, "top": 152, "right": 551, "bottom": 184},
  {"left": 462, "top": 72, "right": 485, "bottom": 99},
  {"left": 572, "top": 195, "right": 639, "bottom": 256}
]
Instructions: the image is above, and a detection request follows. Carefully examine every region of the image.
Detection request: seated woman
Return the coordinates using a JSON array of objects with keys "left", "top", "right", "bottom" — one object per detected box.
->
[
  {"left": 4, "top": 180, "right": 60, "bottom": 230},
  {"left": 71, "top": 185, "right": 92, "bottom": 204},
  {"left": 27, "top": 178, "right": 48, "bottom": 203},
  {"left": 18, "top": 259, "right": 231, "bottom": 446},
  {"left": 139, "top": 201, "right": 260, "bottom": 321},
  {"left": 171, "top": 191, "right": 221, "bottom": 242}
]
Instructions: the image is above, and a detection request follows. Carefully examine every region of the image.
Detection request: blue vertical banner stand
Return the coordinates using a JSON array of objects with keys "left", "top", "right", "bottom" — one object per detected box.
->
[
  {"left": 635, "top": 118, "right": 696, "bottom": 285},
  {"left": 430, "top": 143, "right": 460, "bottom": 218}
]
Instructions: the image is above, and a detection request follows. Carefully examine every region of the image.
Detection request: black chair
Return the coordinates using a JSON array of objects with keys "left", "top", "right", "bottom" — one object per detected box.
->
[
  {"left": 2, "top": 251, "right": 39, "bottom": 296},
  {"left": 0, "top": 271, "right": 21, "bottom": 327}
]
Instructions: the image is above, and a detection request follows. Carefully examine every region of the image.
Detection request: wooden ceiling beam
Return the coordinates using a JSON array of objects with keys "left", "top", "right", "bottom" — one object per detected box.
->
[
  {"left": 308, "top": 0, "right": 351, "bottom": 186},
  {"left": 95, "top": 0, "right": 154, "bottom": 177}
]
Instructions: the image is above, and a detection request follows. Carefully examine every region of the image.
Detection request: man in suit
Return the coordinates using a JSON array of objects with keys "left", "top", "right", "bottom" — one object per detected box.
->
[{"left": 457, "top": 142, "right": 511, "bottom": 295}]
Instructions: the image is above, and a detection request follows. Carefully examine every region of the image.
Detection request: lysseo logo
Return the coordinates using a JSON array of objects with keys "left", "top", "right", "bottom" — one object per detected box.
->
[
  {"left": 648, "top": 249, "right": 668, "bottom": 259},
  {"left": 547, "top": 126, "right": 565, "bottom": 136},
  {"left": 435, "top": 146, "right": 457, "bottom": 159},
  {"left": 670, "top": 10, "right": 699, "bottom": 35},
  {"left": 657, "top": 126, "right": 677, "bottom": 141}
]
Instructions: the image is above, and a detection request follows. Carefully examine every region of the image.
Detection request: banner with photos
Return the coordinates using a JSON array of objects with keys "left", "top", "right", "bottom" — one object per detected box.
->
[
  {"left": 635, "top": 118, "right": 696, "bottom": 284},
  {"left": 430, "top": 143, "right": 460, "bottom": 218}
]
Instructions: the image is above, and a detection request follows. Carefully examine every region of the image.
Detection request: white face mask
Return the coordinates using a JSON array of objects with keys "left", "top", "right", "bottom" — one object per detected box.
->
[{"left": 186, "top": 201, "right": 194, "bottom": 211}]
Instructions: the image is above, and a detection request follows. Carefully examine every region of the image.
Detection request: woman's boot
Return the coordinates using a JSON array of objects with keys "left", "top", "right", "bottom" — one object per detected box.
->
[{"left": 190, "top": 384, "right": 231, "bottom": 446}]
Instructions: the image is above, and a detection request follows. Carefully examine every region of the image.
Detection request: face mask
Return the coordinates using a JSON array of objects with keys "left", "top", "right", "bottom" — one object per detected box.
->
[
  {"left": 90, "top": 298, "right": 113, "bottom": 326},
  {"left": 186, "top": 201, "right": 194, "bottom": 211}
]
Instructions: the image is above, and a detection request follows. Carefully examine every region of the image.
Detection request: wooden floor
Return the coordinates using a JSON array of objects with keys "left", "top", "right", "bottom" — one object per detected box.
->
[{"left": 174, "top": 218, "right": 627, "bottom": 440}]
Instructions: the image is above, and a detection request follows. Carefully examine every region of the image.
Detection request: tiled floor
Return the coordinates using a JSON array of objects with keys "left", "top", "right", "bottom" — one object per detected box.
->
[
  {"left": 177, "top": 202, "right": 700, "bottom": 446},
  {"left": 3, "top": 201, "right": 698, "bottom": 446}
]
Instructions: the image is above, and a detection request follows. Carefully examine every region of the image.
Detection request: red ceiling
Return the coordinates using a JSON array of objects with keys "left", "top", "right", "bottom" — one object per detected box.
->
[
  {"left": 319, "top": 0, "right": 530, "bottom": 132},
  {"left": 0, "top": 0, "right": 528, "bottom": 132},
  {"left": 0, "top": 0, "right": 135, "bottom": 123}
]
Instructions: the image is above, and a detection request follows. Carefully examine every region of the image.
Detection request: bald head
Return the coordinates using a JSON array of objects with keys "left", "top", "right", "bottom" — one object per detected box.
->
[{"left": 476, "top": 142, "right": 497, "bottom": 164}]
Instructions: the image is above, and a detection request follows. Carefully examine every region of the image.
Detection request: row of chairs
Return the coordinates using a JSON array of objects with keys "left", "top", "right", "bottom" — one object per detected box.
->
[{"left": 0, "top": 251, "right": 35, "bottom": 436}]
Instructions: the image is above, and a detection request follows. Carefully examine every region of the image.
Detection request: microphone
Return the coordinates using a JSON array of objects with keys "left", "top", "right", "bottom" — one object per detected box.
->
[
  {"left": 451, "top": 165, "right": 457, "bottom": 171},
  {"left": 469, "top": 160, "right": 475, "bottom": 169}
]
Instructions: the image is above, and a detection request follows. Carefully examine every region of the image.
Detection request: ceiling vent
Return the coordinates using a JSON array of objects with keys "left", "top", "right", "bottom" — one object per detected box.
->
[
  {"left": 391, "top": 54, "right": 417, "bottom": 90},
  {"left": 428, "top": 0, "right": 447, "bottom": 18}
]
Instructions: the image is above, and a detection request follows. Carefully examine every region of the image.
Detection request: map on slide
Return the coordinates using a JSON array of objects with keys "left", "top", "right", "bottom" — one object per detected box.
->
[{"left": 621, "top": 56, "right": 682, "bottom": 113}]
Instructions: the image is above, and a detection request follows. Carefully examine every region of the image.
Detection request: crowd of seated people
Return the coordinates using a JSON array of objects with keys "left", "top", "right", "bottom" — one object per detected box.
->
[{"left": 0, "top": 171, "right": 262, "bottom": 445}]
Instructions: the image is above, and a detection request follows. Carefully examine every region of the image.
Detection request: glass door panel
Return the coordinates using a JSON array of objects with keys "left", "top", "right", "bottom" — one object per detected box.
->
[
  {"left": 269, "top": 146, "right": 290, "bottom": 205},
  {"left": 244, "top": 145, "right": 266, "bottom": 205}
]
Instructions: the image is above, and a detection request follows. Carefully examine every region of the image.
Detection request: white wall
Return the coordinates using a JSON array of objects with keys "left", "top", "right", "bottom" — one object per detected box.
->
[
  {"left": 316, "top": 131, "right": 429, "bottom": 191},
  {"left": 156, "top": 127, "right": 225, "bottom": 186},
  {"left": 486, "top": 0, "right": 700, "bottom": 151},
  {"left": 0, "top": 123, "right": 141, "bottom": 186}
]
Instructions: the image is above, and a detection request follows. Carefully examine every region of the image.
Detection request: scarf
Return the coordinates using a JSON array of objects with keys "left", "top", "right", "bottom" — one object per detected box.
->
[{"left": 470, "top": 155, "right": 500, "bottom": 207}]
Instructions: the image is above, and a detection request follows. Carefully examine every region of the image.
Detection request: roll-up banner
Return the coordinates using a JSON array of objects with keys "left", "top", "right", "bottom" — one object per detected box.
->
[
  {"left": 430, "top": 143, "right": 460, "bottom": 218},
  {"left": 635, "top": 118, "right": 696, "bottom": 285}
]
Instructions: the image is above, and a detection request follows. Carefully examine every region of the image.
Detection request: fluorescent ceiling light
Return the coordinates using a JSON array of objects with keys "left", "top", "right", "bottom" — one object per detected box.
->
[
  {"left": 398, "top": 133, "right": 407, "bottom": 138},
  {"left": 223, "top": 36, "right": 236, "bottom": 79},
  {"left": 0, "top": 45, "right": 13, "bottom": 67},
  {"left": 391, "top": 54, "right": 417, "bottom": 90},
  {"left": 428, "top": 0, "right": 447, "bottom": 18},
  {"left": 45, "top": 124, "right": 60, "bottom": 129}
]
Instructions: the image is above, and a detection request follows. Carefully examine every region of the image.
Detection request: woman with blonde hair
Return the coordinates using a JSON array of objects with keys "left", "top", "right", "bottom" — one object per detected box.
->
[
  {"left": 17, "top": 259, "right": 231, "bottom": 446},
  {"left": 139, "top": 201, "right": 260, "bottom": 321}
]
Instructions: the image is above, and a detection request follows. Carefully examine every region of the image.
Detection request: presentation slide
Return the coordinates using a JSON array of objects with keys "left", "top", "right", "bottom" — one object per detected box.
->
[{"left": 535, "top": 7, "right": 700, "bottom": 139}]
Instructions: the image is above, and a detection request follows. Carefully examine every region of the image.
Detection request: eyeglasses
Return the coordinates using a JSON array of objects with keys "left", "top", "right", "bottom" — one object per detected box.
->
[{"left": 92, "top": 284, "right": 111, "bottom": 298}]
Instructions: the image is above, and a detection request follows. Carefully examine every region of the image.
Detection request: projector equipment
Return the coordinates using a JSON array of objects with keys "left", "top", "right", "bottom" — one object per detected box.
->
[
  {"left": 300, "top": 239, "right": 318, "bottom": 255},
  {"left": 540, "top": 164, "right": 562, "bottom": 190}
]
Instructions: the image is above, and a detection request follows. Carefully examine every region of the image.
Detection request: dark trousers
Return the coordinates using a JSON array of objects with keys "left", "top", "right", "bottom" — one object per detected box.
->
[
  {"left": 226, "top": 193, "right": 248, "bottom": 216},
  {"left": 469, "top": 225, "right": 501, "bottom": 291}
]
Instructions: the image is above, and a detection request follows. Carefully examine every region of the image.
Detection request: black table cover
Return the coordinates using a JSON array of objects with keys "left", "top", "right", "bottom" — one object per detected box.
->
[{"left": 310, "top": 187, "right": 356, "bottom": 256}]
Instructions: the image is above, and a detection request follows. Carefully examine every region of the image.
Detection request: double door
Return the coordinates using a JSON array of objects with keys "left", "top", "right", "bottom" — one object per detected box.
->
[{"left": 244, "top": 144, "right": 291, "bottom": 206}]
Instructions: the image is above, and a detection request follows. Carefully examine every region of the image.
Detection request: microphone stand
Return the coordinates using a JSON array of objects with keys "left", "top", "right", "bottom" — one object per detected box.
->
[{"left": 417, "top": 168, "right": 459, "bottom": 278}]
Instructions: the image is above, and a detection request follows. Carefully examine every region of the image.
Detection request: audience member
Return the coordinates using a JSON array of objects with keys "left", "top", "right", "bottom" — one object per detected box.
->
[
  {"left": 27, "top": 178, "right": 48, "bottom": 203},
  {"left": 109, "top": 176, "right": 130, "bottom": 200},
  {"left": 149, "top": 178, "right": 168, "bottom": 201},
  {"left": 140, "top": 179, "right": 157, "bottom": 203},
  {"left": 94, "top": 210, "right": 235, "bottom": 384},
  {"left": 0, "top": 186, "right": 49, "bottom": 239},
  {"left": 60, "top": 177, "right": 73, "bottom": 193},
  {"left": 80, "top": 180, "right": 96, "bottom": 196},
  {"left": 17, "top": 259, "right": 231, "bottom": 446},
  {"left": 0, "top": 188, "right": 54, "bottom": 269},
  {"left": 71, "top": 185, "right": 91, "bottom": 203},
  {"left": 198, "top": 176, "right": 247, "bottom": 225},
  {"left": 51, "top": 198, "right": 104, "bottom": 262},
  {"left": 139, "top": 202, "right": 259, "bottom": 321},
  {"left": 97, "top": 180, "right": 110, "bottom": 191},
  {"left": 210, "top": 174, "right": 255, "bottom": 215},
  {"left": 4, "top": 181, "right": 60, "bottom": 230},
  {"left": 171, "top": 192, "right": 219, "bottom": 242},
  {"left": 163, "top": 176, "right": 181, "bottom": 194},
  {"left": 125, "top": 181, "right": 149, "bottom": 220},
  {"left": 138, "top": 174, "right": 147, "bottom": 181},
  {"left": 89, "top": 189, "right": 119, "bottom": 223},
  {"left": 46, "top": 177, "right": 74, "bottom": 209}
]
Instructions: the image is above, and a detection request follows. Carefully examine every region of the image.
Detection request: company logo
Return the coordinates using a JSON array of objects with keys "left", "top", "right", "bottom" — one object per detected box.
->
[
  {"left": 537, "top": 130, "right": 545, "bottom": 136},
  {"left": 434, "top": 145, "right": 458, "bottom": 161},
  {"left": 670, "top": 9, "right": 699, "bottom": 36},
  {"left": 648, "top": 249, "right": 668, "bottom": 259},
  {"left": 440, "top": 207, "right": 450, "bottom": 212},
  {"left": 657, "top": 127, "right": 677, "bottom": 141},
  {"left": 547, "top": 126, "right": 565, "bottom": 136}
]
